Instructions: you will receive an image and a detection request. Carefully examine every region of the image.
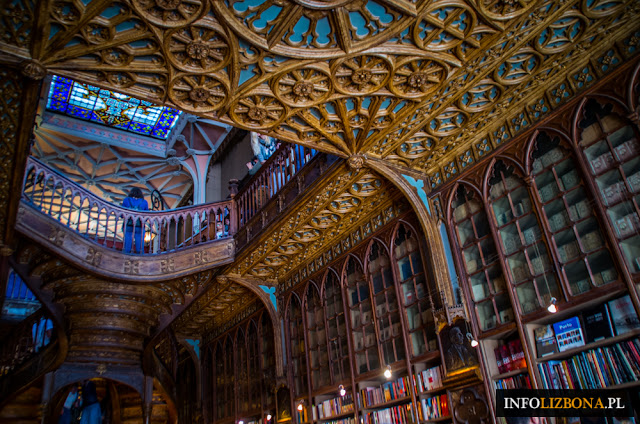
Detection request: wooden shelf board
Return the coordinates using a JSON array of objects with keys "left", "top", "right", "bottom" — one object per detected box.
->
[
  {"left": 491, "top": 367, "right": 528, "bottom": 381},
  {"left": 417, "top": 386, "right": 446, "bottom": 396},
  {"left": 536, "top": 329, "right": 640, "bottom": 363},
  {"left": 360, "top": 395, "right": 411, "bottom": 410},
  {"left": 421, "top": 415, "right": 452, "bottom": 423},
  {"left": 317, "top": 410, "right": 355, "bottom": 421}
]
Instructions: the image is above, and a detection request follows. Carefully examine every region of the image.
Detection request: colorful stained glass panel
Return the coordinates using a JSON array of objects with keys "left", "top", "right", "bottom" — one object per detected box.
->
[{"left": 46, "top": 75, "right": 181, "bottom": 140}]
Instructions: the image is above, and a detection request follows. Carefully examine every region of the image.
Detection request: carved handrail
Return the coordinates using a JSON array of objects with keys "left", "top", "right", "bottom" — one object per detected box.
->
[
  {"left": 0, "top": 308, "right": 56, "bottom": 379},
  {"left": 236, "top": 143, "right": 317, "bottom": 225},
  {"left": 23, "top": 157, "right": 237, "bottom": 255}
]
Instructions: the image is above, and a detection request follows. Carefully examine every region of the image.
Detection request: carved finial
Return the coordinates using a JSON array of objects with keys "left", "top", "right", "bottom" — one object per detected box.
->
[
  {"left": 228, "top": 179, "right": 239, "bottom": 198},
  {"left": 347, "top": 154, "right": 366, "bottom": 170},
  {"left": 96, "top": 363, "right": 107, "bottom": 375},
  {"left": 20, "top": 60, "right": 46, "bottom": 80}
]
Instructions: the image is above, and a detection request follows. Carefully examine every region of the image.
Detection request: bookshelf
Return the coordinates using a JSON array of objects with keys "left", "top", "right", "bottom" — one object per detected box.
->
[{"left": 578, "top": 102, "right": 640, "bottom": 279}]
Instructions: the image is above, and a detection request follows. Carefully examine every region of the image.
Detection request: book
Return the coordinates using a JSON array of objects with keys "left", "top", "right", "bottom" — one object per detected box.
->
[
  {"left": 607, "top": 295, "right": 640, "bottom": 335},
  {"left": 508, "top": 339, "right": 526, "bottom": 370},
  {"left": 582, "top": 303, "right": 614, "bottom": 343},
  {"left": 553, "top": 316, "right": 585, "bottom": 352},
  {"left": 534, "top": 324, "right": 558, "bottom": 357}
]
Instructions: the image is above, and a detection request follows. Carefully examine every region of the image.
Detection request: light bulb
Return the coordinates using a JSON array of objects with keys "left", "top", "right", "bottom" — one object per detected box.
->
[
  {"left": 470, "top": 339, "right": 479, "bottom": 347},
  {"left": 339, "top": 385, "right": 346, "bottom": 397},
  {"left": 238, "top": 421, "right": 244, "bottom": 424},
  {"left": 297, "top": 403, "right": 303, "bottom": 411},
  {"left": 547, "top": 297, "right": 557, "bottom": 313},
  {"left": 266, "top": 414, "right": 272, "bottom": 421},
  {"left": 383, "top": 365, "right": 392, "bottom": 379}
]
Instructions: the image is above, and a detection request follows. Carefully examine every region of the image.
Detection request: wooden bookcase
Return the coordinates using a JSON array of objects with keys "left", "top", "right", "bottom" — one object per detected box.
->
[{"left": 438, "top": 93, "right": 640, "bottom": 422}]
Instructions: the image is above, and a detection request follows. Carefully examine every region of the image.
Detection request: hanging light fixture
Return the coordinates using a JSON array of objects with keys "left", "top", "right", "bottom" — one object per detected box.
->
[
  {"left": 297, "top": 401, "right": 304, "bottom": 412},
  {"left": 383, "top": 365, "right": 392, "bottom": 379},
  {"left": 466, "top": 332, "right": 479, "bottom": 347},
  {"left": 266, "top": 413, "right": 272, "bottom": 422},
  {"left": 339, "top": 384, "right": 346, "bottom": 397},
  {"left": 547, "top": 297, "right": 557, "bottom": 313}
]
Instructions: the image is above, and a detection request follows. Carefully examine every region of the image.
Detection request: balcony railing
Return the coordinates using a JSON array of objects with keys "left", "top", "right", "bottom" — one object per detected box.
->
[
  {"left": 22, "top": 157, "right": 236, "bottom": 255},
  {"left": 0, "top": 308, "right": 56, "bottom": 378},
  {"left": 236, "top": 143, "right": 317, "bottom": 225}
]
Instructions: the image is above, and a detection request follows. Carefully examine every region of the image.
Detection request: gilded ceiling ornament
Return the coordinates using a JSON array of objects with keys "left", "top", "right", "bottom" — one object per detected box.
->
[
  {"left": 230, "top": 94, "right": 286, "bottom": 129},
  {"left": 212, "top": 0, "right": 417, "bottom": 58},
  {"left": 390, "top": 58, "right": 447, "bottom": 98},
  {"left": 168, "top": 74, "right": 227, "bottom": 112},
  {"left": 332, "top": 55, "right": 392, "bottom": 94},
  {"left": 347, "top": 154, "right": 366, "bottom": 170},
  {"left": 273, "top": 66, "right": 332, "bottom": 106},
  {"left": 165, "top": 21, "right": 230, "bottom": 72},
  {"left": 20, "top": 60, "right": 46, "bottom": 80},
  {"left": 132, "top": 0, "right": 206, "bottom": 27}
]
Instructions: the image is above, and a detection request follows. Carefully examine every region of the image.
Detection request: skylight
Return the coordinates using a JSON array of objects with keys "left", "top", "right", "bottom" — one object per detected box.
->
[{"left": 46, "top": 75, "right": 181, "bottom": 140}]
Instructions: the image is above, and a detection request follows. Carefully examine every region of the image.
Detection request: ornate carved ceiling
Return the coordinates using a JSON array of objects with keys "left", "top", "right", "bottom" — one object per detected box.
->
[
  {"left": 2, "top": 0, "right": 638, "bottom": 191},
  {"left": 228, "top": 162, "right": 398, "bottom": 281}
]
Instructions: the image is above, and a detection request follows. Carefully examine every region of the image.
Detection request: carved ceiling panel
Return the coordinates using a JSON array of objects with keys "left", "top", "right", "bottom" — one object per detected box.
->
[
  {"left": 170, "top": 276, "right": 256, "bottom": 336},
  {"left": 0, "top": 0, "right": 635, "bottom": 183},
  {"left": 228, "top": 163, "right": 397, "bottom": 280}
]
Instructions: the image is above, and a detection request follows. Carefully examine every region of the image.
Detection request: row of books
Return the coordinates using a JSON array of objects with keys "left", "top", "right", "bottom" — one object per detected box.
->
[
  {"left": 534, "top": 295, "right": 639, "bottom": 357},
  {"left": 361, "top": 403, "right": 416, "bottom": 424},
  {"left": 493, "top": 373, "right": 532, "bottom": 390},
  {"left": 494, "top": 338, "right": 527, "bottom": 374},
  {"left": 537, "top": 338, "right": 640, "bottom": 389},
  {"left": 413, "top": 365, "right": 443, "bottom": 393},
  {"left": 417, "top": 394, "right": 450, "bottom": 421},
  {"left": 314, "top": 393, "right": 354, "bottom": 420},
  {"left": 297, "top": 406, "right": 309, "bottom": 423},
  {"left": 357, "top": 376, "right": 410, "bottom": 408},
  {"left": 320, "top": 418, "right": 356, "bottom": 424}
]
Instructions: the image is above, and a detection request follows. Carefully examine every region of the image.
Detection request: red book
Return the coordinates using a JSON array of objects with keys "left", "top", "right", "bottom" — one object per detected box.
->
[
  {"left": 508, "top": 339, "right": 527, "bottom": 370},
  {"left": 500, "top": 344, "right": 512, "bottom": 372},
  {"left": 494, "top": 346, "right": 505, "bottom": 374}
]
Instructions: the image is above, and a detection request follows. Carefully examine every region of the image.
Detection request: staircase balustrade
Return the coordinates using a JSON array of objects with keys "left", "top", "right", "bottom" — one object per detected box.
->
[
  {"left": 236, "top": 143, "right": 316, "bottom": 226},
  {"left": 0, "top": 308, "right": 55, "bottom": 378},
  {"left": 22, "top": 157, "right": 237, "bottom": 255}
]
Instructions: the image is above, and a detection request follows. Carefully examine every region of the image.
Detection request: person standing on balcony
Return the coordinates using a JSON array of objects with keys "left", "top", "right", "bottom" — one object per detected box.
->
[{"left": 122, "top": 187, "right": 149, "bottom": 254}]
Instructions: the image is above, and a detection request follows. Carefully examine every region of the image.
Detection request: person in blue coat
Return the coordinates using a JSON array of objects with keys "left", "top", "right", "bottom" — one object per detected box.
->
[
  {"left": 79, "top": 380, "right": 101, "bottom": 424},
  {"left": 122, "top": 187, "right": 149, "bottom": 254}
]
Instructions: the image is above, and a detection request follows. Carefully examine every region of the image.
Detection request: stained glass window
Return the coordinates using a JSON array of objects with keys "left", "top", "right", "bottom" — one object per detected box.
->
[{"left": 46, "top": 75, "right": 181, "bottom": 140}]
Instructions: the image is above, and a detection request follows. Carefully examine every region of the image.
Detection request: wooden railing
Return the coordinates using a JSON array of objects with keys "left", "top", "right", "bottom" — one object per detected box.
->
[
  {"left": 22, "top": 157, "right": 237, "bottom": 255},
  {"left": 0, "top": 308, "right": 56, "bottom": 378},
  {"left": 236, "top": 143, "right": 317, "bottom": 225}
]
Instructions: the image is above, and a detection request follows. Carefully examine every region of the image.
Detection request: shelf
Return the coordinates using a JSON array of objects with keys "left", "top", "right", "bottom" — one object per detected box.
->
[
  {"left": 421, "top": 416, "right": 452, "bottom": 423},
  {"left": 491, "top": 367, "right": 528, "bottom": 381},
  {"left": 536, "top": 329, "right": 640, "bottom": 363},
  {"left": 317, "top": 410, "right": 355, "bottom": 421},
  {"left": 417, "top": 386, "right": 446, "bottom": 396},
  {"left": 360, "top": 395, "right": 411, "bottom": 410}
]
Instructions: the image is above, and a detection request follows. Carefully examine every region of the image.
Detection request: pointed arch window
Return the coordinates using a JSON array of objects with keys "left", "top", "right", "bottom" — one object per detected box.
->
[
  {"left": 394, "top": 224, "right": 437, "bottom": 354},
  {"left": 261, "top": 312, "right": 275, "bottom": 407},
  {"left": 306, "top": 283, "right": 329, "bottom": 390},
  {"left": 247, "top": 321, "right": 262, "bottom": 412},
  {"left": 489, "top": 160, "right": 560, "bottom": 315},
  {"left": 531, "top": 131, "right": 618, "bottom": 295},
  {"left": 452, "top": 186, "right": 513, "bottom": 331},
  {"left": 236, "top": 329, "right": 249, "bottom": 412},
  {"left": 346, "top": 257, "right": 380, "bottom": 375},
  {"left": 578, "top": 99, "right": 640, "bottom": 276},
  {"left": 324, "top": 270, "right": 350, "bottom": 383},
  {"left": 368, "top": 241, "right": 406, "bottom": 365},
  {"left": 288, "top": 294, "right": 307, "bottom": 395}
]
